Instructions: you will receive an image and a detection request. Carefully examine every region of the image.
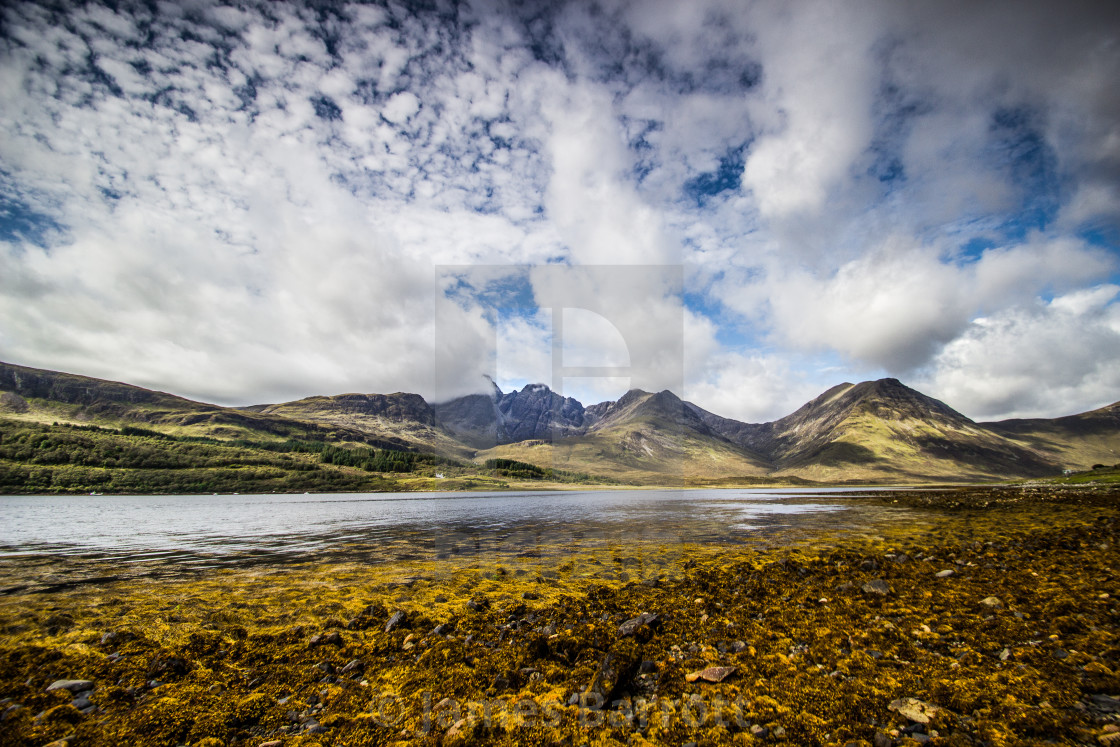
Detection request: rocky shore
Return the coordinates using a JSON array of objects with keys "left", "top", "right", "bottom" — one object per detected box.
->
[{"left": 1, "top": 486, "right": 1118, "bottom": 746}]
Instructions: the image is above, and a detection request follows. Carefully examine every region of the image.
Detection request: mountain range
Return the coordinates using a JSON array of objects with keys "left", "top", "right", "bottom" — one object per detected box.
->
[{"left": 1, "top": 360, "right": 1118, "bottom": 485}]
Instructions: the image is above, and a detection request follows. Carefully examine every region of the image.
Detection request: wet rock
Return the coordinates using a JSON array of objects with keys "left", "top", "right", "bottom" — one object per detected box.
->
[
  {"left": 934, "top": 569, "right": 954, "bottom": 578},
  {"left": 862, "top": 579, "right": 891, "bottom": 596},
  {"left": 1088, "top": 694, "right": 1120, "bottom": 713},
  {"left": 346, "top": 603, "right": 387, "bottom": 630},
  {"left": 618, "top": 612, "right": 659, "bottom": 638},
  {"left": 432, "top": 622, "right": 455, "bottom": 636},
  {"left": 2, "top": 704, "right": 24, "bottom": 721},
  {"left": 522, "top": 591, "right": 540, "bottom": 600},
  {"left": 1053, "top": 648, "right": 1070, "bottom": 660},
  {"left": 750, "top": 723, "right": 769, "bottom": 738},
  {"left": 340, "top": 659, "right": 364, "bottom": 674},
  {"left": 730, "top": 640, "right": 748, "bottom": 653},
  {"left": 979, "top": 596, "right": 1003, "bottom": 609},
  {"left": 148, "top": 657, "right": 192, "bottom": 679},
  {"left": 385, "top": 610, "right": 408, "bottom": 633},
  {"left": 446, "top": 716, "right": 470, "bottom": 740},
  {"left": 467, "top": 597, "right": 489, "bottom": 612},
  {"left": 99, "top": 631, "right": 135, "bottom": 646},
  {"left": 587, "top": 652, "right": 633, "bottom": 702},
  {"left": 685, "top": 666, "right": 735, "bottom": 683},
  {"left": 888, "top": 697, "right": 940, "bottom": 724},
  {"left": 308, "top": 631, "right": 343, "bottom": 647},
  {"left": 639, "top": 660, "right": 657, "bottom": 673},
  {"left": 860, "top": 559, "right": 879, "bottom": 571},
  {"left": 873, "top": 733, "right": 893, "bottom": 747},
  {"left": 46, "top": 680, "right": 94, "bottom": 694}
]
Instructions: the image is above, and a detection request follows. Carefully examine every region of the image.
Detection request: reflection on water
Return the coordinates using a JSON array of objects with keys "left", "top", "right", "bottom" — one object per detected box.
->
[{"left": 0, "top": 488, "right": 915, "bottom": 591}]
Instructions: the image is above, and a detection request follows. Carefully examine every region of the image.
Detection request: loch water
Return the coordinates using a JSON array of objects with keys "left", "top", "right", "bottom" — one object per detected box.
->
[{"left": 0, "top": 488, "right": 914, "bottom": 590}]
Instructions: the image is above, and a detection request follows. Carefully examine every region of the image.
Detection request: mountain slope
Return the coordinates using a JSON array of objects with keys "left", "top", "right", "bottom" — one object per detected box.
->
[
  {"left": 3, "top": 361, "right": 1110, "bottom": 484},
  {"left": 986, "top": 400, "right": 1120, "bottom": 470},
  {"left": 0, "top": 361, "right": 418, "bottom": 449},
  {"left": 477, "top": 388, "right": 772, "bottom": 484},
  {"left": 250, "top": 392, "right": 471, "bottom": 458},
  {"left": 754, "top": 379, "right": 1057, "bottom": 481},
  {"left": 433, "top": 381, "right": 590, "bottom": 448}
]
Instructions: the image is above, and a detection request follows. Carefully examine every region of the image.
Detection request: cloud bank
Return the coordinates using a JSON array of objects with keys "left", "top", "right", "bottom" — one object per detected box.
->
[{"left": 0, "top": 0, "right": 1117, "bottom": 421}]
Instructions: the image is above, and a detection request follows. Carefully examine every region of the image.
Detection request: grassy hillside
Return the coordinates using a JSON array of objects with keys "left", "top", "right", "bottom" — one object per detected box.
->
[
  {"left": 759, "top": 380, "right": 1059, "bottom": 482},
  {"left": 250, "top": 393, "right": 473, "bottom": 459},
  {"left": 0, "top": 362, "right": 426, "bottom": 449},
  {"left": 986, "top": 401, "right": 1120, "bottom": 471},
  {"left": 477, "top": 390, "right": 773, "bottom": 486},
  {"left": 0, "top": 419, "right": 599, "bottom": 495}
]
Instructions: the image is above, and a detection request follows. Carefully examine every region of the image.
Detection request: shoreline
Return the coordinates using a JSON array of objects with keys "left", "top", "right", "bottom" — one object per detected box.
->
[{"left": 0, "top": 486, "right": 1118, "bottom": 745}]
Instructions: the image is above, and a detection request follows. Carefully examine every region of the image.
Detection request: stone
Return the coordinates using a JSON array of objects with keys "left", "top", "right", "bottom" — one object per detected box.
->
[
  {"left": 750, "top": 723, "right": 769, "bottom": 738},
  {"left": 618, "top": 612, "right": 659, "bottom": 637},
  {"left": 1088, "top": 694, "right": 1120, "bottom": 713},
  {"left": 467, "top": 597, "right": 489, "bottom": 612},
  {"left": 447, "top": 716, "right": 469, "bottom": 738},
  {"left": 46, "top": 680, "right": 93, "bottom": 694},
  {"left": 888, "top": 697, "right": 939, "bottom": 724},
  {"left": 432, "top": 622, "right": 455, "bottom": 636},
  {"left": 934, "top": 569, "right": 954, "bottom": 578},
  {"left": 308, "top": 631, "right": 342, "bottom": 647},
  {"left": 862, "top": 579, "right": 891, "bottom": 596},
  {"left": 979, "top": 596, "right": 1003, "bottom": 609},
  {"left": 587, "top": 652, "right": 631, "bottom": 701},
  {"left": 522, "top": 591, "right": 540, "bottom": 600},
  {"left": 340, "top": 659, "right": 364, "bottom": 674},
  {"left": 684, "top": 666, "right": 735, "bottom": 683},
  {"left": 385, "top": 610, "right": 408, "bottom": 633},
  {"left": 873, "top": 733, "right": 893, "bottom": 747}
]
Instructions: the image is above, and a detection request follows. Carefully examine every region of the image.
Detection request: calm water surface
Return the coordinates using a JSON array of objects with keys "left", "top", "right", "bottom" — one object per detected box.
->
[{"left": 0, "top": 488, "right": 911, "bottom": 589}]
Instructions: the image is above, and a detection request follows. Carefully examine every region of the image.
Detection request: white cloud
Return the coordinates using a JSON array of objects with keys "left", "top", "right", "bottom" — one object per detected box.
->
[
  {"left": 920, "top": 286, "right": 1120, "bottom": 421},
  {"left": 0, "top": 0, "right": 1116, "bottom": 425},
  {"left": 381, "top": 91, "right": 420, "bottom": 124},
  {"left": 740, "top": 2, "right": 877, "bottom": 222}
]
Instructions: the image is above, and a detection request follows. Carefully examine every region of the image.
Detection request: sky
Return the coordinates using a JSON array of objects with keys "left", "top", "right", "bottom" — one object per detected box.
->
[{"left": 1, "top": 0, "right": 1119, "bottom": 423}]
